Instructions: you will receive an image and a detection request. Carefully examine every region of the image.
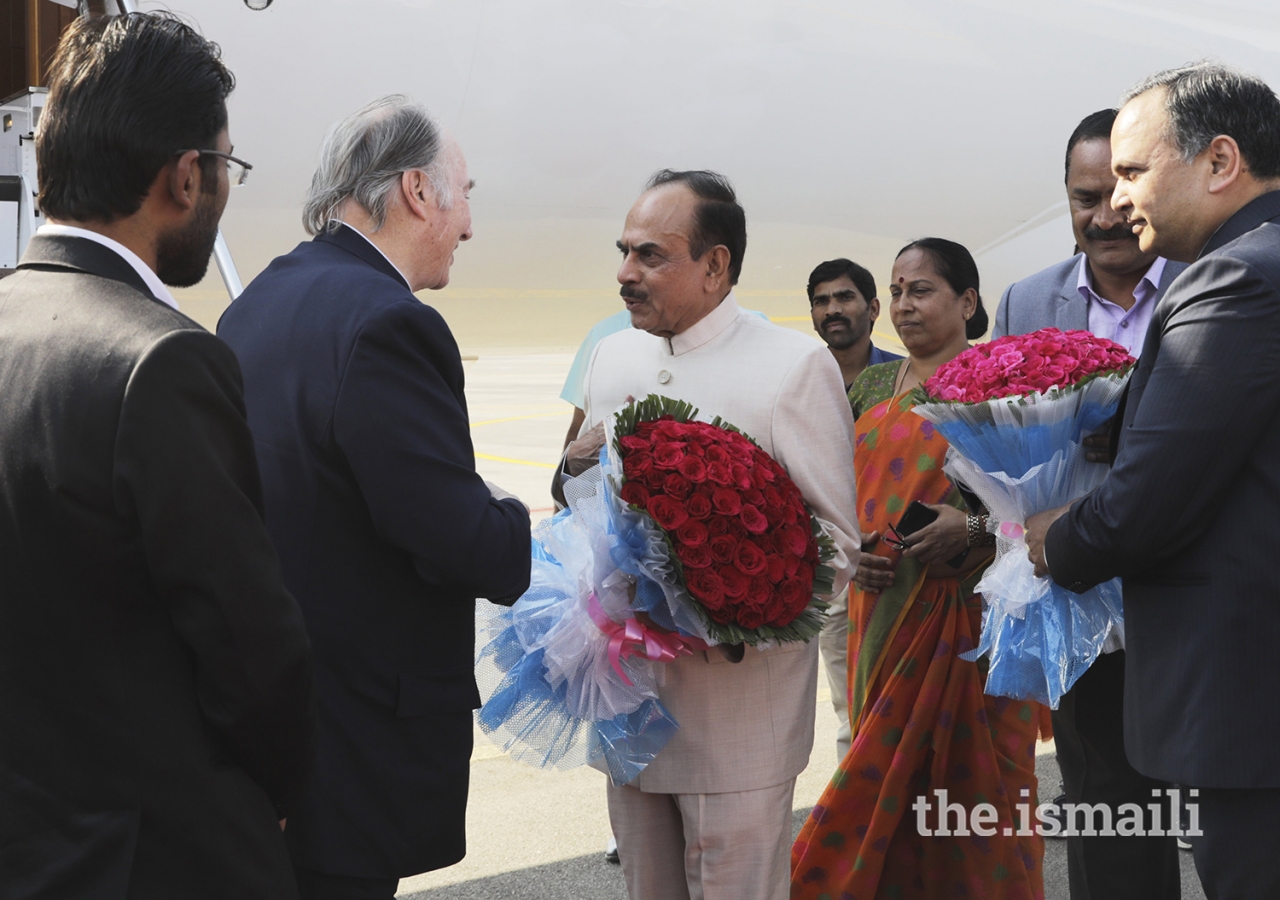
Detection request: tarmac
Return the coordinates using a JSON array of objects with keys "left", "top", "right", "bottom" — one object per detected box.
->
[{"left": 394, "top": 349, "right": 1208, "bottom": 900}]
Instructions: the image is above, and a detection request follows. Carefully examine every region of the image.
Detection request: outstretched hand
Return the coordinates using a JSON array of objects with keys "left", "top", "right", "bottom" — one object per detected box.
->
[
  {"left": 564, "top": 395, "right": 635, "bottom": 476},
  {"left": 852, "top": 530, "right": 896, "bottom": 593},
  {"left": 900, "top": 504, "right": 969, "bottom": 566},
  {"left": 1025, "top": 503, "right": 1071, "bottom": 577}
]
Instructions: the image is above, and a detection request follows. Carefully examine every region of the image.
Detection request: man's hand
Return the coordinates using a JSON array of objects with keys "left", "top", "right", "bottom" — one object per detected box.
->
[
  {"left": 1083, "top": 417, "right": 1115, "bottom": 464},
  {"left": 900, "top": 504, "right": 969, "bottom": 565},
  {"left": 852, "top": 530, "right": 896, "bottom": 593},
  {"left": 279, "top": 818, "right": 287, "bottom": 831},
  {"left": 1025, "top": 503, "right": 1072, "bottom": 577},
  {"left": 565, "top": 421, "right": 606, "bottom": 476}
]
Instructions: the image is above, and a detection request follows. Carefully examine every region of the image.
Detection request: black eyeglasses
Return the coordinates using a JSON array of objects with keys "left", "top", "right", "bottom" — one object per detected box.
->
[
  {"left": 176, "top": 149, "right": 253, "bottom": 186},
  {"left": 881, "top": 522, "right": 914, "bottom": 551}
]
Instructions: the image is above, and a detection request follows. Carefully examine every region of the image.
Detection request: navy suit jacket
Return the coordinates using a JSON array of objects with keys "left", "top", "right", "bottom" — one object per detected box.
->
[
  {"left": 1045, "top": 191, "right": 1280, "bottom": 788},
  {"left": 991, "top": 252, "right": 1188, "bottom": 340},
  {"left": 218, "top": 224, "right": 531, "bottom": 877}
]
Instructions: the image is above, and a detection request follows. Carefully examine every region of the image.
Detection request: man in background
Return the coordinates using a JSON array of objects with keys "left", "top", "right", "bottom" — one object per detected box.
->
[
  {"left": 993, "top": 109, "right": 1186, "bottom": 900},
  {"left": 1029, "top": 64, "right": 1280, "bottom": 898},
  {"left": 0, "top": 14, "right": 315, "bottom": 898},
  {"left": 807, "top": 258, "right": 901, "bottom": 391},
  {"left": 219, "top": 96, "right": 531, "bottom": 900},
  {"left": 806, "top": 257, "right": 901, "bottom": 762},
  {"left": 564, "top": 169, "right": 859, "bottom": 900}
]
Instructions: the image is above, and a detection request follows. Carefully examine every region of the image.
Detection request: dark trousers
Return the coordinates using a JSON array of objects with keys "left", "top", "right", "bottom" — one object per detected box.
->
[
  {"left": 294, "top": 866, "right": 399, "bottom": 900},
  {"left": 1051, "top": 649, "right": 1181, "bottom": 900},
  {"left": 1191, "top": 786, "right": 1280, "bottom": 900}
]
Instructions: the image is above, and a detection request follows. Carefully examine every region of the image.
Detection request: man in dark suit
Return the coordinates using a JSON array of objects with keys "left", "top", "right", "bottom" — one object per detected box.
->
[
  {"left": 1027, "top": 63, "right": 1280, "bottom": 899},
  {"left": 0, "top": 14, "right": 315, "bottom": 900},
  {"left": 995, "top": 108, "right": 1186, "bottom": 900},
  {"left": 218, "top": 96, "right": 532, "bottom": 900}
]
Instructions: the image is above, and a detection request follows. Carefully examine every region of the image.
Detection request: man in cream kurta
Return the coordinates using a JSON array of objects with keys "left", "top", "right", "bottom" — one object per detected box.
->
[{"left": 567, "top": 170, "right": 858, "bottom": 900}]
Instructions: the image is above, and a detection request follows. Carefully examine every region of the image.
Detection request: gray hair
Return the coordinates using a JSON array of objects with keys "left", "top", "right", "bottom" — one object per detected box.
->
[
  {"left": 1121, "top": 61, "right": 1280, "bottom": 179},
  {"left": 302, "top": 94, "right": 454, "bottom": 235}
]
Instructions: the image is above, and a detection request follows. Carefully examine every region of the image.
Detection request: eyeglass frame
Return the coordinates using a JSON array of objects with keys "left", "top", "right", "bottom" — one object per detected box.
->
[{"left": 174, "top": 149, "right": 253, "bottom": 186}]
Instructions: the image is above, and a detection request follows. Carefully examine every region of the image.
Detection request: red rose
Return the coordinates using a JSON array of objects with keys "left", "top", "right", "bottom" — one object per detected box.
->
[
  {"left": 707, "top": 515, "right": 730, "bottom": 536},
  {"left": 779, "top": 576, "right": 808, "bottom": 616},
  {"left": 707, "top": 461, "right": 733, "bottom": 485},
  {"left": 740, "top": 504, "right": 769, "bottom": 535},
  {"left": 763, "top": 487, "right": 785, "bottom": 514},
  {"left": 685, "top": 491, "right": 713, "bottom": 519},
  {"left": 743, "top": 488, "right": 765, "bottom": 509},
  {"left": 746, "top": 575, "right": 772, "bottom": 608},
  {"left": 784, "top": 555, "right": 801, "bottom": 578},
  {"left": 687, "top": 569, "right": 726, "bottom": 610},
  {"left": 764, "top": 594, "right": 790, "bottom": 626},
  {"left": 734, "top": 541, "right": 768, "bottom": 577},
  {"left": 652, "top": 442, "right": 686, "bottom": 469},
  {"left": 709, "top": 533, "right": 738, "bottom": 565},
  {"left": 730, "top": 463, "right": 752, "bottom": 490},
  {"left": 676, "top": 519, "right": 709, "bottom": 548},
  {"left": 749, "top": 465, "right": 770, "bottom": 490},
  {"left": 717, "top": 566, "right": 749, "bottom": 599},
  {"left": 766, "top": 553, "right": 786, "bottom": 583},
  {"left": 678, "top": 456, "right": 708, "bottom": 483},
  {"left": 711, "top": 488, "right": 742, "bottom": 516},
  {"left": 619, "top": 434, "right": 651, "bottom": 452},
  {"left": 646, "top": 495, "right": 689, "bottom": 531},
  {"left": 677, "top": 542, "right": 713, "bottom": 569},
  {"left": 705, "top": 445, "right": 730, "bottom": 465},
  {"left": 620, "top": 481, "right": 650, "bottom": 507},
  {"left": 623, "top": 454, "right": 653, "bottom": 480},
  {"left": 780, "top": 524, "right": 809, "bottom": 557},
  {"left": 663, "top": 472, "right": 693, "bottom": 500},
  {"left": 737, "top": 606, "right": 765, "bottom": 629}
]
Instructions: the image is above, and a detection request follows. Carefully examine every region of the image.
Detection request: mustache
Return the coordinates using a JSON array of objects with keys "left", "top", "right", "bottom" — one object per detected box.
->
[
  {"left": 620, "top": 285, "right": 648, "bottom": 302},
  {"left": 821, "top": 314, "right": 852, "bottom": 330},
  {"left": 1085, "top": 223, "right": 1138, "bottom": 242}
]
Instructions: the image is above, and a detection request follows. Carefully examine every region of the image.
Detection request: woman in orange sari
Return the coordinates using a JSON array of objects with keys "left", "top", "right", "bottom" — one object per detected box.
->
[{"left": 792, "top": 239, "right": 1047, "bottom": 899}]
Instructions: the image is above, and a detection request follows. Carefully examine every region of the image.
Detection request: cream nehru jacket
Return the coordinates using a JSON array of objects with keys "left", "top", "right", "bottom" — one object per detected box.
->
[{"left": 581, "top": 292, "right": 859, "bottom": 793}]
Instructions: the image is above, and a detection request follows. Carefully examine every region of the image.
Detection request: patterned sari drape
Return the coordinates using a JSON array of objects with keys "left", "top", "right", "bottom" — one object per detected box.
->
[{"left": 792, "top": 385, "right": 1046, "bottom": 900}]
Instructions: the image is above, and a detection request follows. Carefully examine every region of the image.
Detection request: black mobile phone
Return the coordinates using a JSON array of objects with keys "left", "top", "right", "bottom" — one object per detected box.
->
[
  {"left": 893, "top": 500, "right": 938, "bottom": 537},
  {"left": 892, "top": 500, "right": 971, "bottom": 569}
]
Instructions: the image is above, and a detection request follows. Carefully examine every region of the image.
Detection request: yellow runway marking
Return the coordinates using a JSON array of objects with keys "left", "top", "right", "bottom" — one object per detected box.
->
[
  {"left": 474, "top": 452, "right": 558, "bottom": 469},
  {"left": 470, "top": 411, "right": 567, "bottom": 428}
]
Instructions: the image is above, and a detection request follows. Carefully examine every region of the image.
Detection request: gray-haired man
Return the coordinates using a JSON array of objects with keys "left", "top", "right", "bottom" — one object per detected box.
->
[{"left": 218, "top": 96, "right": 532, "bottom": 899}]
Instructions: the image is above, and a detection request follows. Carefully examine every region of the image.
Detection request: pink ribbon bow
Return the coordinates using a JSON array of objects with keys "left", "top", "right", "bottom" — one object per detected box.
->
[{"left": 587, "top": 593, "right": 707, "bottom": 687}]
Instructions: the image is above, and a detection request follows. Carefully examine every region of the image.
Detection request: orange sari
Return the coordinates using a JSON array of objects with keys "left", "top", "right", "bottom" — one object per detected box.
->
[{"left": 792, "top": 376, "right": 1046, "bottom": 900}]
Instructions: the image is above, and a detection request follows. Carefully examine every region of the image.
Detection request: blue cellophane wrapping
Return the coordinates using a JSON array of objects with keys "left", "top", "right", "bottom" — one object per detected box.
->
[
  {"left": 911, "top": 373, "right": 1129, "bottom": 708},
  {"left": 475, "top": 440, "right": 713, "bottom": 784}
]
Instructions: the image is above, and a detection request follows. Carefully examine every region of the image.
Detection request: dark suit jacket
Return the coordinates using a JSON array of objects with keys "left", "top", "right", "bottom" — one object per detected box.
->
[
  {"left": 217, "top": 224, "right": 532, "bottom": 878},
  {"left": 0, "top": 235, "right": 315, "bottom": 900},
  {"left": 991, "top": 252, "right": 1188, "bottom": 339},
  {"left": 1046, "top": 191, "right": 1280, "bottom": 788}
]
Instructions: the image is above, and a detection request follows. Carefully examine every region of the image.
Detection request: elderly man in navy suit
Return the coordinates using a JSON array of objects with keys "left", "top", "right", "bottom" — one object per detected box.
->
[
  {"left": 1027, "top": 64, "right": 1280, "bottom": 900},
  {"left": 993, "top": 108, "right": 1186, "bottom": 900},
  {"left": 219, "top": 96, "right": 532, "bottom": 900}
]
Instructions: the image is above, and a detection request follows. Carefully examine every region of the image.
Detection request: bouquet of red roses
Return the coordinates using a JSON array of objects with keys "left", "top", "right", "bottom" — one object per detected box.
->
[
  {"left": 611, "top": 395, "right": 834, "bottom": 645},
  {"left": 474, "top": 395, "right": 835, "bottom": 785},
  {"left": 910, "top": 327, "right": 1136, "bottom": 707}
]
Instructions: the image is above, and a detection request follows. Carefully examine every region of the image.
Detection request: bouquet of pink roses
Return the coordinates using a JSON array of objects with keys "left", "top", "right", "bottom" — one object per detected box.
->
[{"left": 911, "top": 328, "right": 1135, "bottom": 707}]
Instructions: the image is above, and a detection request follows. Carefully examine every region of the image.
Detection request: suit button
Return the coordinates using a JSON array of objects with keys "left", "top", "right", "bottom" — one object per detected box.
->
[{"left": 658, "top": 370, "right": 672, "bottom": 384}]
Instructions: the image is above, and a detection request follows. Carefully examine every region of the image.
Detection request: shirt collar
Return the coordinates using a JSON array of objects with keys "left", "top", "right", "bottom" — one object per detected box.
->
[
  {"left": 666, "top": 292, "right": 740, "bottom": 357},
  {"left": 331, "top": 220, "right": 412, "bottom": 288},
  {"left": 1076, "top": 254, "right": 1167, "bottom": 307},
  {"left": 36, "top": 223, "right": 178, "bottom": 310}
]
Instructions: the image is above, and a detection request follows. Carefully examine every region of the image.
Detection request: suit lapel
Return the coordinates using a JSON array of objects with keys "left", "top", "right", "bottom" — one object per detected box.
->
[
  {"left": 18, "top": 234, "right": 159, "bottom": 303},
  {"left": 1056, "top": 257, "right": 1090, "bottom": 331}
]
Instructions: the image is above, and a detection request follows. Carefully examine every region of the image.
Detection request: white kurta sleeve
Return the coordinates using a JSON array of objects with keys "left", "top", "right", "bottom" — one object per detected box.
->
[{"left": 767, "top": 344, "right": 860, "bottom": 595}]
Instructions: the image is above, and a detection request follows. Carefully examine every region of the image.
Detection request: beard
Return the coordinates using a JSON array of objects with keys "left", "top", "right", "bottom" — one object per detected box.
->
[{"left": 155, "top": 191, "right": 222, "bottom": 288}]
